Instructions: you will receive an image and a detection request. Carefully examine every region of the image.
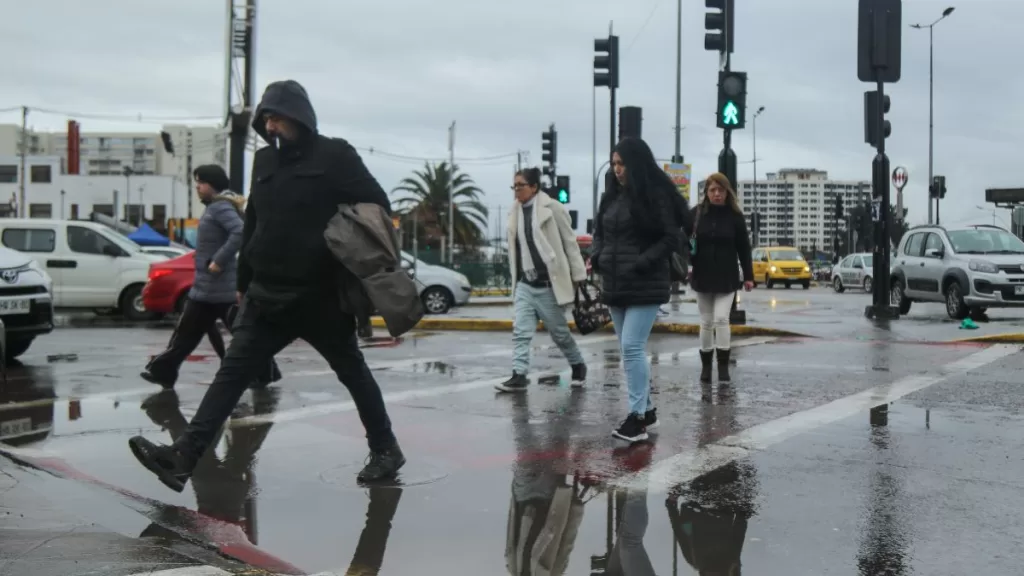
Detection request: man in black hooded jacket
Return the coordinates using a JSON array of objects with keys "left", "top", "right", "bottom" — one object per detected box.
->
[{"left": 128, "top": 80, "right": 405, "bottom": 492}]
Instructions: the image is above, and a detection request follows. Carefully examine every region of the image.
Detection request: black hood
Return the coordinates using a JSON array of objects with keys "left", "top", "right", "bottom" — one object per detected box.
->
[{"left": 251, "top": 80, "right": 318, "bottom": 144}]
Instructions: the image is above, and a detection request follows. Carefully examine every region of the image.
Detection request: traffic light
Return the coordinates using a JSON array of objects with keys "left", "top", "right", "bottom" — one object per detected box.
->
[
  {"left": 619, "top": 106, "right": 642, "bottom": 140},
  {"left": 704, "top": 0, "right": 735, "bottom": 53},
  {"left": 556, "top": 175, "right": 570, "bottom": 204},
  {"left": 568, "top": 209, "right": 578, "bottom": 230},
  {"left": 863, "top": 90, "right": 891, "bottom": 148},
  {"left": 930, "top": 175, "right": 947, "bottom": 199},
  {"left": 541, "top": 124, "right": 557, "bottom": 180},
  {"left": 835, "top": 194, "right": 844, "bottom": 219},
  {"left": 593, "top": 36, "right": 620, "bottom": 89},
  {"left": 716, "top": 71, "right": 747, "bottom": 129}
]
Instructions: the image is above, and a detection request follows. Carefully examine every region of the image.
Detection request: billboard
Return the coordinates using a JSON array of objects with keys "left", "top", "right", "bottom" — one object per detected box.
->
[{"left": 663, "top": 163, "right": 692, "bottom": 202}]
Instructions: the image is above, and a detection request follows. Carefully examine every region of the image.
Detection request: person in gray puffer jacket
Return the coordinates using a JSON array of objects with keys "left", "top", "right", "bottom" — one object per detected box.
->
[{"left": 142, "top": 164, "right": 280, "bottom": 389}]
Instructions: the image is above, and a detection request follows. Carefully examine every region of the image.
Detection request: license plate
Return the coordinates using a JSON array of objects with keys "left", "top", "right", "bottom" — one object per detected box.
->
[
  {"left": 1015, "top": 286, "right": 1024, "bottom": 296},
  {"left": 1, "top": 417, "right": 32, "bottom": 438},
  {"left": 0, "top": 299, "right": 30, "bottom": 315}
]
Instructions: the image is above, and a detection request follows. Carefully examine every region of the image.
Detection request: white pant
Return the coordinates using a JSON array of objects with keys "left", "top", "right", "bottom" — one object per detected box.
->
[{"left": 696, "top": 291, "right": 734, "bottom": 351}]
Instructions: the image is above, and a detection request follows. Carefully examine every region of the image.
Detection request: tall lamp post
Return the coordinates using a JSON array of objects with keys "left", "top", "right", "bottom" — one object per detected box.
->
[
  {"left": 911, "top": 6, "right": 955, "bottom": 226},
  {"left": 122, "top": 166, "right": 134, "bottom": 224},
  {"left": 751, "top": 106, "right": 765, "bottom": 247}
]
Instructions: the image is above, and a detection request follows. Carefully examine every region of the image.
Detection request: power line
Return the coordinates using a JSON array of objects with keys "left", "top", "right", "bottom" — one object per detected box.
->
[
  {"left": 2, "top": 105, "right": 222, "bottom": 123},
  {"left": 625, "top": 0, "right": 666, "bottom": 52}
]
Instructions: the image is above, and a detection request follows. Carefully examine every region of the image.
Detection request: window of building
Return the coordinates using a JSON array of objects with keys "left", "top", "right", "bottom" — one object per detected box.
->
[
  {"left": 2, "top": 228, "right": 56, "bottom": 252},
  {"left": 151, "top": 204, "right": 167, "bottom": 227},
  {"left": 67, "top": 225, "right": 118, "bottom": 255},
  {"left": 0, "top": 165, "right": 17, "bottom": 183},
  {"left": 92, "top": 204, "right": 114, "bottom": 217},
  {"left": 124, "top": 204, "right": 144, "bottom": 224},
  {"left": 28, "top": 203, "right": 52, "bottom": 218},
  {"left": 29, "top": 165, "right": 52, "bottom": 183}
]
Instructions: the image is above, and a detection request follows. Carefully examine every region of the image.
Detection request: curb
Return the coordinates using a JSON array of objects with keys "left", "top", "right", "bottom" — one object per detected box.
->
[
  {"left": 370, "top": 316, "right": 808, "bottom": 338},
  {"left": 464, "top": 298, "right": 699, "bottom": 307},
  {"left": 470, "top": 289, "right": 511, "bottom": 297},
  {"left": 951, "top": 332, "right": 1024, "bottom": 344}
]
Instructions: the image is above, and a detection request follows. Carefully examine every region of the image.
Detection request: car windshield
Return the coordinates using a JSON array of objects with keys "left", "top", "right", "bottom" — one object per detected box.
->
[
  {"left": 947, "top": 229, "right": 1024, "bottom": 254},
  {"left": 770, "top": 250, "right": 804, "bottom": 261},
  {"left": 98, "top": 228, "right": 141, "bottom": 253}
]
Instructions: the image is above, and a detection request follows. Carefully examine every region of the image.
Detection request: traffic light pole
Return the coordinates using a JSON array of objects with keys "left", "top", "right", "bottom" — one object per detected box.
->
[
  {"left": 866, "top": 74, "right": 897, "bottom": 320},
  {"left": 719, "top": 56, "right": 744, "bottom": 324}
]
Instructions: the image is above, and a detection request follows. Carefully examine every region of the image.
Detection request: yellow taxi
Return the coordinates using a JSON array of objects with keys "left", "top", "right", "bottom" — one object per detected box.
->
[{"left": 752, "top": 246, "right": 812, "bottom": 289}]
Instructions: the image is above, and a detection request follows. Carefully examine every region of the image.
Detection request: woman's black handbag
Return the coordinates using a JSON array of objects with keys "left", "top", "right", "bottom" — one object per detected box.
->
[{"left": 572, "top": 282, "right": 612, "bottom": 335}]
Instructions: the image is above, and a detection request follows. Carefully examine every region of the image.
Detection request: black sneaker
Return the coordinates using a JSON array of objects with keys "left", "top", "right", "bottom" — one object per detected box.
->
[
  {"left": 127, "top": 436, "right": 193, "bottom": 493},
  {"left": 140, "top": 370, "right": 175, "bottom": 389},
  {"left": 495, "top": 373, "right": 528, "bottom": 393},
  {"left": 612, "top": 413, "right": 648, "bottom": 442},
  {"left": 570, "top": 364, "right": 587, "bottom": 388},
  {"left": 644, "top": 408, "right": 659, "bottom": 430},
  {"left": 358, "top": 444, "right": 406, "bottom": 482}
]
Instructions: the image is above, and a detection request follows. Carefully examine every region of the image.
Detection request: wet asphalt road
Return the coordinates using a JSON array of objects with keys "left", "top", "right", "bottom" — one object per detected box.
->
[{"left": 1, "top": 326, "right": 1023, "bottom": 575}]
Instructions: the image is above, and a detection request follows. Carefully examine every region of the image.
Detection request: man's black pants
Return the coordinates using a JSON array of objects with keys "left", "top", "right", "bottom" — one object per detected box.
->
[
  {"left": 147, "top": 299, "right": 233, "bottom": 383},
  {"left": 174, "top": 294, "right": 396, "bottom": 460}
]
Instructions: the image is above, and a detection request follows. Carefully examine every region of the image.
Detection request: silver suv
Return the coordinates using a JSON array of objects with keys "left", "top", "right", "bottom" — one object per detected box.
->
[{"left": 890, "top": 224, "right": 1024, "bottom": 319}]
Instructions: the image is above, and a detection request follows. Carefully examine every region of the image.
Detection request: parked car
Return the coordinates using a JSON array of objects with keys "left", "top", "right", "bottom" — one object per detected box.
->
[
  {"left": 891, "top": 224, "right": 1024, "bottom": 319},
  {"left": 0, "top": 244, "right": 55, "bottom": 360},
  {"left": 140, "top": 245, "right": 192, "bottom": 259},
  {"left": 0, "top": 219, "right": 165, "bottom": 320},
  {"left": 144, "top": 250, "right": 473, "bottom": 316},
  {"left": 831, "top": 252, "right": 874, "bottom": 293},
  {"left": 142, "top": 251, "right": 196, "bottom": 314},
  {"left": 401, "top": 252, "right": 472, "bottom": 314},
  {"left": 751, "top": 246, "right": 812, "bottom": 289}
]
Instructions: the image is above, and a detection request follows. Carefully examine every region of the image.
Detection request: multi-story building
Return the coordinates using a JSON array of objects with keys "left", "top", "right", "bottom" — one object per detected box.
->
[
  {"left": 697, "top": 168, "right": 873, "bottom": 253},
  {"left": 0, "top": 123, "right": 226, "bottom": 177},
  {"left": 0, "top": 154, "right": 188, "bottom": 224}
]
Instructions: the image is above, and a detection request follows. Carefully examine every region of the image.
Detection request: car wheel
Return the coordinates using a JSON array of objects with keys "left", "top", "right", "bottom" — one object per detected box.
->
[
  {"left": 945, "top": 281, "right": 969, "bottom": 320},
  {"left": 802, "top": 280, "right": 811, "bottom": 289},
  {"left": 891, "top": 280, "right": 911, "bottom": 315},
  {"left": 765, "top": 274, "right": 774, "bottom": 289},
  {"left": 422, "top": 286, "right": 453, "bottom": 314},
  {"left": 4, "top": 337, "right": 33, "bottom": 361},
  {"left": 120, "top": 284, "right": 155, "bottom": 321},
  {"left": 863, "top": 276, "right": 873, "bottom": 293},
  {"left": 833, "top": 276, "right": 845, "bottom": 293},
  {"left": 784, "top": 281, "right": 792, "bottom": 289}
]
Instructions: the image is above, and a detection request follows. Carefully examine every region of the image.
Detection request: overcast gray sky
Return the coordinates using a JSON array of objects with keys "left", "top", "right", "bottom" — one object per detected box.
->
[{"left": 2, "top": 0, "right": 1021, "bottom": 235}]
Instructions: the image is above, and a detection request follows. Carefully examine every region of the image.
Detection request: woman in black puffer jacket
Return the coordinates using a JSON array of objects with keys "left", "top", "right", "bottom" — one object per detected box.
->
[
  {"left": 591, "top": 137, "right": 688, "bottom": 443},
  {"left": 689, "top": 172, "right": 754, "bottom": 385}
]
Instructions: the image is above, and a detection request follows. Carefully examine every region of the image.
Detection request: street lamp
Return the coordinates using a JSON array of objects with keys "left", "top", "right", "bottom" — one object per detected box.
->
[
  {"left": 751, "top": 105, "right": 765, "bottom": 247},
  {"left": 122, "top": 166, "right": 134, "bottom": 224},
  {"left": 911, "top": 6, "right": 955, "bottom": 226}
]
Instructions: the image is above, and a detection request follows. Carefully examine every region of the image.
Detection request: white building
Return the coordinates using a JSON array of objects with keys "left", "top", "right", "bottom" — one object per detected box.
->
[
  {"left": 0, "top": 123, "right": 227, "bottom": 217},
  {"left": 697, "top": 168, "right": 873, "bottom": 253},
  {"left": 0, "top": 155, "right": 190, "bottom": 224},
  {"left": 0, "top": 123, "right": 227, "bottom": 177}
]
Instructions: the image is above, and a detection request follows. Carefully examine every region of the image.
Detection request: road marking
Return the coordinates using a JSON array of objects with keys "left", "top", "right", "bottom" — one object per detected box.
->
[
  {"left": 124, "top": 568, "right": 231, "bottom": 576},
  {"left": 285, "top": 333, "right": 621, "bottom": 378},
  {"left": 611, "top": 343, "right": 1019, "bottom": 492},
  {"left": 225, "top": 337, "right": 777, "bottom": 427}
]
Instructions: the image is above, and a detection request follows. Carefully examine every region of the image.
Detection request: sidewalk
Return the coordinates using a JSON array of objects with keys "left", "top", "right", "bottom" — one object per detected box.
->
[{"left": 0, "top": 452, "right": 334, "bottom": 575}]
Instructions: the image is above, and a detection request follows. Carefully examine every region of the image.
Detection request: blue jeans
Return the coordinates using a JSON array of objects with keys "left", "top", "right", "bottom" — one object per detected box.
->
[
  {"left": 609, "top": 305, "right": 659, "bottom": 415},
  {"left": 512, "top": 282, "right": 585, "bottom": 375}
]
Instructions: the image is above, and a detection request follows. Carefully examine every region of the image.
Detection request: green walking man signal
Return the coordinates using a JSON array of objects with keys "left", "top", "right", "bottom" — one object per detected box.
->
[{"left": 721, "top": 101, "right": 739, "bottom": 126}]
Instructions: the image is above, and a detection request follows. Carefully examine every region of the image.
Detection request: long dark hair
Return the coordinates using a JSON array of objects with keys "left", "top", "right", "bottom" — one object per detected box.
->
[{"left": 597, "top": 137, "right": 675, "bottom": 239}]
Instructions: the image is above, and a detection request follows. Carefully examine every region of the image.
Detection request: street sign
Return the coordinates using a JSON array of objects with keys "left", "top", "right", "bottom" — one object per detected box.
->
[{"left": 891, "top": 166, "right": 908, "bottom": 191}]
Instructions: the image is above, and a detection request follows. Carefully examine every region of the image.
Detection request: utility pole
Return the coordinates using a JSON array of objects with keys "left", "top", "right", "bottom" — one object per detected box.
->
[
  {"left": 186, "top": 130, "right": 194, "bottom": 218},
  {"left": 18, "top": 106, "right": 27, "bottom": 218},
  {"left": 448, "top": 120, "right": 455, "bottom": 265},
  {"left": 751, "top": 106, "right": 765, "bottom": 247},
  {"left": 672, "top": 0, "right": 683, "bottom": 164},
  {"left": 226, "top": 0, "right": 257, "bottom": 193}
]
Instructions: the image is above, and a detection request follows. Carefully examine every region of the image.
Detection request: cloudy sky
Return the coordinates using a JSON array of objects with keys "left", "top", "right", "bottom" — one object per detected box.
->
[{"left": 2, "top": 0, "right": 1022, "bottom": 236}]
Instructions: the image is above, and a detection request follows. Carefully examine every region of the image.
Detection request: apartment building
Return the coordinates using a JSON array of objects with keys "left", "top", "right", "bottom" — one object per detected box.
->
[
  {"left": 696, "top": 168, "right": 873, "bottom": 252},
  {"left": 0, "top": 154, "right": 188, "bottom": 223},
  {"left": 0, "top": 123, "right": 226, "bottom": 179}
]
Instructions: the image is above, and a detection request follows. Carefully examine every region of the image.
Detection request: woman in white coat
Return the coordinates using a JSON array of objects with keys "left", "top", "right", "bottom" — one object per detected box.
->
[{"left": 495, "top": 167, "right": 589, "bottom": 393}]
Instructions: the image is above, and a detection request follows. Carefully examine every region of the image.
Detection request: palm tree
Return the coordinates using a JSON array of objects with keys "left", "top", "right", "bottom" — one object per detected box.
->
[{"left": 391, "top": 162, "right": 489, "bottom": 250}]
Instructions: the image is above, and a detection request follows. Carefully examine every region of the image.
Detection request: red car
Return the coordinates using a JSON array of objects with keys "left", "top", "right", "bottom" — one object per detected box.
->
[{"left": 142, "top": 251, "right": 196, "bottom": 314}]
